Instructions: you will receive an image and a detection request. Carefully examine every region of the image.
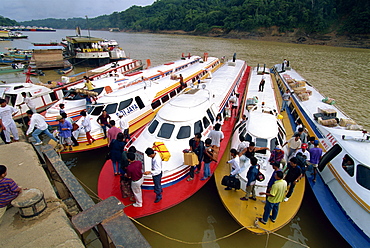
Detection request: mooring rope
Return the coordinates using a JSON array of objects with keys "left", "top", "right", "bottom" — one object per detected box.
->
[{"left": 74, "top": 177, "right": 309, "bottom": 247}]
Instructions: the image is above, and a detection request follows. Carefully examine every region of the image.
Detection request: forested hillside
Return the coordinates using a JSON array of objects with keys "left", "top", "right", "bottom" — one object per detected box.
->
[
  {"left": 0, "top": 16, "right": 18, "bottom": 26},
  {"left": 18, "top": 0, "right": 370, "bottom": 35}
]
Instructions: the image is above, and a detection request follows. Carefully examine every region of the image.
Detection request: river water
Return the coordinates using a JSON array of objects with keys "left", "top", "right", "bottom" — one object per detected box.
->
[{"left": 1, "top": 29, "right": 369, "bottom": 248}]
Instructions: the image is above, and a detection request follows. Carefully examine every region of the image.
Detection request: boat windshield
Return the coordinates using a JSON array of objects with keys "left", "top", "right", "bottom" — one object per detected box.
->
[
  {"left": 194, "top": 120, "right": 203, "bottom": 135},
  {"left": 177, "top": 126, "right": 191, "bottom": 139},
  {"left": 256, "top": 138, "right": 267, "bottom": 147},
  {"left": 90, "top": 105, "right": 104, "bottom": 116},
  {"left": 104, "top": 103, "right": 117, "bottom": 114},
  {"left": 4, "top": 94, "right": 17, "bottom": 107},
  {"left": 356, "top": 164, "right": 370, "bottom": 190},
  {"left": 118, "top": 99, "right": 132, "bottom": 111},
  {"left": 148, "top": 120, "right": 159, "bottom": 134},
  {"left": 158, "top": 123, "right": 175, "bottom": 139},
  {"left": 270, "top": 137, "right": 278, "bottom": 150},
  {"left": 203, "top": 116, "right": 211, "bottom": 129}
]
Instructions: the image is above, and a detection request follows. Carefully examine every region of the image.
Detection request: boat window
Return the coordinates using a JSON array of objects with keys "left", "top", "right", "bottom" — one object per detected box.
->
[
  {"left": 49, "top": 92, "right": 57, "bottom": 101},
  {"left": 318, "top": 144, "right": 342, "bottom": 172},
  {"left": 206, "top": 109, "right": 214, "bottom": 123},
  {"left": 244, "top": 133, "right": 253, "bottom": 142},
  {"left": 356, "top": 164, "right": 370, "bottom": 190},
  {"left": 270, "top": 138, "right": 278, "bottom": 150},
  {"left": 90, "top": 105, "right": 104, "bottom": 116},
  {"left": 194, "top": 120, "right": 203, "bottom": 135},
  {"left": 135, "top": 96, "right": 145, "bottom": 109},
  {"left": 256, "top": 138, "right": 267, "bottom": 148},
  {"left": 118, "top": 99, "right": 133, "bottom": 111},
  {"left": 161, "top": 94, "right": 170, "bottom": 104},
  {"left": 148, "top": 120, "right": 159, "bottom": 134},
  {"left": 177, "top": 126, "right": 191, "bottom": 139},
  {"left": 92, "top": 87, "right": 104, "bottom": 95},
  {"left": 176, "top": 87, "right": 182, "bottom": 93},
  {"left": 158, "top": 123, "right": 175, "bottom": 139},
  {"left": 203, "top": 116, "right": 210, "bottom": 129},
  {"left": 169, "top": 90, "right": 176, "bottom": 98},
  {"left": 151, "top": 100, "right": 161, "bottom": 110},
  {"left": 342, "top": 154, "right": 355, "bottom": 177},
  {"left": 104, "top": 103, "right": 117, "bottom": 114},
  {"left": 5, "top": 94, "right": 17, "bottom": 107}
]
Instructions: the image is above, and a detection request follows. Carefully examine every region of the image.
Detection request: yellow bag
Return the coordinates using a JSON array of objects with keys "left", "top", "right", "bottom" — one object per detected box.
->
[{"left": 152, "top": 142, "right": 171, "bottom": 161}]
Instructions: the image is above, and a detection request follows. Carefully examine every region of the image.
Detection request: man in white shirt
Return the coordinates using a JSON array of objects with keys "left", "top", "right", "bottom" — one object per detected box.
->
[
  {"left": 118, "top": 113, "right": 130, "bottom": 139},
  {"left": 208, "top": 123, "right": 224, "bottom": 148},
  {"left": 18, "top": 92, "right": 36, "bottom": 113},
  {"left": 225, "top": 148, "right": 240, "bottom": 190},
  {"left": 144, "top": 148, "right": 163, "bottom": 203},
  {"left": 26, "top": 110, "right": 58, "bottom": 145},
  {"left": 0, "top": 99, "right": 19, "bottom": 144}
]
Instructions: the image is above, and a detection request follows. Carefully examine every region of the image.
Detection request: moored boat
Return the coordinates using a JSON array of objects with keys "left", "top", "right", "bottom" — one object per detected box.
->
[
  {"left": 272, "top": 64, "right": 370, "bottom": 247},
  {"left": 214, "top": 65, "right": 305, "bottom": 234},
  {"left": 62, "top": 35, "right": 127, "bottom": 67},
  {"left": 69, "top": 55, "right": 220, "bottom": 154},
  {"left": 98, "top": 58, "right": 250, "bottom": 218}
]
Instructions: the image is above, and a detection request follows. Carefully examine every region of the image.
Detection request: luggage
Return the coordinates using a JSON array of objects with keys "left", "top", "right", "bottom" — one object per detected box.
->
[
  {"left": 221, "top": 175, "right": 241, "bottom": 190},
  {"left": 153, "top": 142, "right": 171, "bottom": 161},
  {"left": 183, "top": 152, "right": 199, "bottom": 166}
]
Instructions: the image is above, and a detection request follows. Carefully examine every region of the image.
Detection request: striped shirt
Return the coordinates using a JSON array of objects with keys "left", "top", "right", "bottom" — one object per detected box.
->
[{"left": 0, "top": 178, "right": 20, "bottom": 208}]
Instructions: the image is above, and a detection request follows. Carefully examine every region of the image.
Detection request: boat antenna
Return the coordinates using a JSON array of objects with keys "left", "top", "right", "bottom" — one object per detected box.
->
[{"left": 85, "top": 15, "right": 91, "bottom": 38}]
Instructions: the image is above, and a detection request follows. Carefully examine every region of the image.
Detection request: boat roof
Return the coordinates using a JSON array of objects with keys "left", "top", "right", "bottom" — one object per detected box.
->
[
  {"left": 28, "top": 45, "right": 64, "bottom": 50},
  {"left": 66, "top": 36, "right": 105, "bottom": 43},
  {"left": 279, "top": 68, "right": 370, "bottom": 166},
  {"left": 0, "top": 83, "right": 52, "bottom": 95}
]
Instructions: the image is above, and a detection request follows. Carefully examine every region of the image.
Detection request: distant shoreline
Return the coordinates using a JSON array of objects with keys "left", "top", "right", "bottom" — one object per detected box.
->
[{"left": 123, "top": 28, "right": 370, "bottom": 49}]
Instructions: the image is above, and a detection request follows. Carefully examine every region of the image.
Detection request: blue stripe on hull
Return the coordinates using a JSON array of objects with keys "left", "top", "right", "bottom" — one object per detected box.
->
[{"left": 305, "top": 171, "right": 370, "bottom": 247}]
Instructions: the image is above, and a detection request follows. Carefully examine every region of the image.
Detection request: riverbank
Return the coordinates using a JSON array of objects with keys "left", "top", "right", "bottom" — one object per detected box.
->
[{"left": 131, "top": 27, "right": 370, "bottom": 49}]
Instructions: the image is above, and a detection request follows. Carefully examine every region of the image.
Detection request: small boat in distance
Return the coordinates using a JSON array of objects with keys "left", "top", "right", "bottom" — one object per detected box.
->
[
  {"left": 98, "top": 58, "right": 250, "bottom": 218},
  {"left": 62, "top": 35, "right": 127, "bottom": 67},
  {"left": 272, "top": 64, "right": 370, "bottom": 247},
  {"left": 214, "top": 65, "right": 305, "bottom": 234}
]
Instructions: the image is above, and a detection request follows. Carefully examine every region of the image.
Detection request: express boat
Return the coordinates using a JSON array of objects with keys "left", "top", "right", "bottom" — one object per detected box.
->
[
  {"left": 272, "top": 64, "right": 370, "bottom": 247},
  {"left": 214, "top": 65, "right": 305, "bottom": 234},
  {"left": 69, "top": 55, "right": 221, "bottom": 153},
  {"left": 98, "top": 58, "right": 250, "bottom": 218}
]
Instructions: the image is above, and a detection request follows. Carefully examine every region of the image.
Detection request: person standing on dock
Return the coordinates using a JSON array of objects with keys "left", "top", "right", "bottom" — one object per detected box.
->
[
  {"left": 281, "top": 89, "right": 291, "bottom": 112},
  {"left": 144, "top": 148, "right": 163, "bottom": 203},
  {"left": 18, "top": 92, "right": 36, "bottom": 113},
  {"left": 0, "top": 99, "right": 19, "bottom": 144},
  {"left": 126, "top": 152, "right": 144, "bottom": 207},
  {"left": 107, "top": 120, "right": 121, "bottom": 146},
  {"left": 80, "top": 110, "right": 95, "bottom": 145},
  {"left": 60, "top": 113, "right": 79, "bottom": 146},
  {"left": 258, "top": 170, "right": 287, "bottom": 224},
  {"left": 25, "top": 110, "right": 58, "bottom": 145},
  {"left": 201, "top": 138, "right": 214, "bottom": 180},
  {"left": 0, "top": 165, "right": 22, "bottom": 223}
]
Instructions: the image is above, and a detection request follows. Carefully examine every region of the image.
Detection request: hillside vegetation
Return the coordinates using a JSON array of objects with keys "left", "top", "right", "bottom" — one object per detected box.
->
[{"left": 2, "top": 0, "right": 369, "bottom": 47}]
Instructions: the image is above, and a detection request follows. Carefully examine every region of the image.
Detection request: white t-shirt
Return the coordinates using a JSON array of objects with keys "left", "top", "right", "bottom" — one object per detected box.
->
[
  {"left": 81, "top": 116, "right": 92, "bottom": 132},
  {"left": 24, "top": 97, "right": 36, "bottom": 109},
  {"left": 228, "top": 155, "right": 240, "bottom": 175},
  {"left": 26, "top": 113, "right": 48, "bottom": 135},
  {"left": 0, "top": 105, "right": 18, "bottom": 126},
  {"left": 151, "top": 153, "right": 163, "bottom": 176},
  {"left": 118, "top": 117, "right": 129, "bottom": 130},
  {"left": 208, "top": 130, "right": 224, "bottom": 147}
]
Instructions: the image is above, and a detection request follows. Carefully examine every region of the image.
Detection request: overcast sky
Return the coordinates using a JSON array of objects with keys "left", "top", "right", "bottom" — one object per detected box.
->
[{"left": 1, "top": 0, "right": 156, "bottom": 22}]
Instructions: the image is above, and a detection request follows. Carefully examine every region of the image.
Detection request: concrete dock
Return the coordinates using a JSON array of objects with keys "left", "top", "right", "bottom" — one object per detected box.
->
[{"left": 0, "top": 142, "right": 84, "bottom": 247}]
